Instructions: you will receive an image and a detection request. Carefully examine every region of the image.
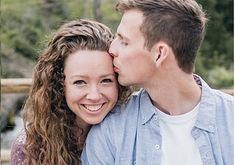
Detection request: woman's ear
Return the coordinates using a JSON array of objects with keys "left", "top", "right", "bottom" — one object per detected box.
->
[{"left": 151, "top": 41, "right": 169, "bottom": 67}]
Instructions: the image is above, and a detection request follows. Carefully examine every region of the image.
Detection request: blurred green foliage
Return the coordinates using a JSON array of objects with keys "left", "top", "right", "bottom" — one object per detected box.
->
[
  {"left": 195, "top": 0, "right": 233, "bottom": 88},
  {"left": 1, "top": 0, "right": 233, "bottom": 88}
]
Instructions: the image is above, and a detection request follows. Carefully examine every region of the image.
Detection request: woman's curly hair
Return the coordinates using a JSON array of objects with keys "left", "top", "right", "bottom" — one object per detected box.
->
[{"left": 21, "top": 19, "right": 132, "bottom": 165}]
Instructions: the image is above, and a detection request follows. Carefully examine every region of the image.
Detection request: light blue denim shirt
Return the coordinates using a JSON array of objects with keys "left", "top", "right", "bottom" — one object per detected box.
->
[{"left": 82, "top": 76, "right": 234, "bottom": 165}]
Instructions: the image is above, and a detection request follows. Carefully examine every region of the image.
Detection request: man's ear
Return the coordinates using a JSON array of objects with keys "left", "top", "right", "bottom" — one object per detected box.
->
[{"left": 151, "top": 41, "right": 169, "bottom": 67}]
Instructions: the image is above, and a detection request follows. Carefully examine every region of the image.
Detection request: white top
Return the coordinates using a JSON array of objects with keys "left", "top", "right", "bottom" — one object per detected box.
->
[{"left": 157, "top": 104, "right": 203, "bottom": 165}]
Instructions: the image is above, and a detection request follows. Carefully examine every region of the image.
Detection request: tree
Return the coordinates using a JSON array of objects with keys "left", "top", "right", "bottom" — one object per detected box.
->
[{"left": 93, "top": 0, "right": 102, "bottom": 22}]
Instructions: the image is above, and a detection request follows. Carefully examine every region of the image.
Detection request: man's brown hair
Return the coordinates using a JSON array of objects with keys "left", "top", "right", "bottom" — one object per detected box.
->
[{"left": 116, "top": 0, "right": 208, "bottom": 73}]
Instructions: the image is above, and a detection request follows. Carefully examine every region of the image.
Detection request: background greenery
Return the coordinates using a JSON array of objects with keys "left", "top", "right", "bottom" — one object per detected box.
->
[{"left": 1, "top": 0, "right": 234, "bottom": 88}]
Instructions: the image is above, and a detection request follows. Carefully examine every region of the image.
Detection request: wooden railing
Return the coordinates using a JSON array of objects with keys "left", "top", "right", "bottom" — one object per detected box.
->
[
  {"left": 0, "top": 78, "right": 233, "bottom": 164},
  {"left": 219, "top": 88, "right": 234, "bottom": 96},
  {"left": 1, "top": 78, "right": 32, "bottom": 93}
]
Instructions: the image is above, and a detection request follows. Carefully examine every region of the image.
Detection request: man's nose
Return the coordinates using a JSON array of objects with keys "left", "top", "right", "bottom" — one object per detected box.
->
[{"left": 109, "top": 40, "right": 118, "bottom": 57}]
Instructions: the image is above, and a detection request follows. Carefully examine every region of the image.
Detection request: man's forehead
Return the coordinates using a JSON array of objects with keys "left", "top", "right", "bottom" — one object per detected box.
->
[
  {"left": 121, "top": 9, "right": 143, "bottom": 27},
  {"left": 117, "top": 10, "right": 144, "bottom": 39}
]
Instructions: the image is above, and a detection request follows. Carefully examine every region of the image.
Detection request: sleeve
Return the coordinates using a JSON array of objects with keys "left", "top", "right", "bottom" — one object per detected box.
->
[
  {"left": 81, "top": 122, "right": 115, "bottom": 165},
  {"left": 10, "top": 130, "right": 26, "bottom": 165}
]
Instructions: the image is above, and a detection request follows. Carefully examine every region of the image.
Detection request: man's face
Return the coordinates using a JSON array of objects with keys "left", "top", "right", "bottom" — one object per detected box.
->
[{"left": 109, "top": 9, "right": 156, "bottom": 86}]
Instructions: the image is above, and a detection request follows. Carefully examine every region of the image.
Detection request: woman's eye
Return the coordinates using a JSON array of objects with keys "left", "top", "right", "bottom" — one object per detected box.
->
[
  {"left": 73, "top": 80, "right": 86, "bottom": 86},
  {"left": 101, "top": 79, "right": 113, "bottom": 83}
]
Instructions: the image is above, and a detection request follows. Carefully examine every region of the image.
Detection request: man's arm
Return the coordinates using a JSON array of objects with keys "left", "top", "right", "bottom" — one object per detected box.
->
[{"left": 81, "top": 123, "right": 115, "bottom": 164}]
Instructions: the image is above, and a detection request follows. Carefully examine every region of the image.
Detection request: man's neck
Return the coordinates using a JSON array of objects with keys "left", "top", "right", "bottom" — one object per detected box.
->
[{"left": 145, "top": 74, "right": 201, "bottom": 116}]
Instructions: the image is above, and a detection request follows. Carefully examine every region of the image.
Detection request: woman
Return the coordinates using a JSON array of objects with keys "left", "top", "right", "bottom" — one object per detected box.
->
[{"left": 10, "top": 19, "right": 131, "bottom": 165}]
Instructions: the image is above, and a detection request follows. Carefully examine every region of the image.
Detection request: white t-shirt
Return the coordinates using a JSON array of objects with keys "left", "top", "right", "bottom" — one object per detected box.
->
[{"left": 157, "top": 104, "right": 203, "bottom": 165}]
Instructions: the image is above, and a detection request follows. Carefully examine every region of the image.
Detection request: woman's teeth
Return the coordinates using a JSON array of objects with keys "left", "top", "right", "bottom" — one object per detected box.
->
[{"left": 83, "top": 104, "right": 103, "bottom": 111}]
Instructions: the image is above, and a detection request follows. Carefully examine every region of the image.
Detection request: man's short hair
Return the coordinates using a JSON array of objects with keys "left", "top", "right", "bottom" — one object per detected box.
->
[{"left": 116, "top": 0, "right": 208, "bottom": 73}]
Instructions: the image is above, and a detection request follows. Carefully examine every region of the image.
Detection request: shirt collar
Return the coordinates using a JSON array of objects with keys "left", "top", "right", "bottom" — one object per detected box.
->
[
  {"left": 193, "top": 75, "right": 216, "bottom": 133},
  {"left": 138, "top": 75, "right": 216, "bottom": 132},
  {"left": 139, "top": 89, "right": 157, "bottom": 125}
]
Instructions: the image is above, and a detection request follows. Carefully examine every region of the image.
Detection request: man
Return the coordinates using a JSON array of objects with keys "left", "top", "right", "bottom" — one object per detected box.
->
[{"left": 82, "top": 0, "right": 233, "bottom": 164}]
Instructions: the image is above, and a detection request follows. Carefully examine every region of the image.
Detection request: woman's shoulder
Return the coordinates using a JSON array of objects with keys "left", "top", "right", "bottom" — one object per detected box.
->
[{"left": 10, "top": 129, "right": 26, "bottom": 165}]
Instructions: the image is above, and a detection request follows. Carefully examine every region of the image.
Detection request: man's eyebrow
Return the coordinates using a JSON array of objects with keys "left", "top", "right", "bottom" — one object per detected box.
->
[{"left": 116, "top": 32, "right": 129, "bottom": 41}]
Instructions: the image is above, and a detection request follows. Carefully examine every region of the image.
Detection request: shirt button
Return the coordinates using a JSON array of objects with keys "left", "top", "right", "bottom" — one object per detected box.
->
[
  {"left": 155, "top": 144, "right": 160, "bottom": 150},
  {"left": 133, "top": 160, "right": 136, "bottom": 164},
  {"left": 153, "top": 115, "right": 158, "bottom": 120}
]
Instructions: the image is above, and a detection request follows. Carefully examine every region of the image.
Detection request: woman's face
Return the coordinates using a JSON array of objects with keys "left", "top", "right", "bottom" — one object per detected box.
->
[{"left": 64, "top": 50, "right": 118, "bottom": 127}]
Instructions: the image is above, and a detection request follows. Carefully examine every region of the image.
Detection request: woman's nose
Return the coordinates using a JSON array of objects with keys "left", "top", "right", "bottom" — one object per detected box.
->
[{"left": 86, "top": 87, "right": 102, "bottom": 101}]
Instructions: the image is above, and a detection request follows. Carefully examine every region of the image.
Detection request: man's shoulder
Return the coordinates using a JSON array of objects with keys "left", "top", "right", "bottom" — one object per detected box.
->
[
  {"left": 85, "top": 90, "right": 144, "bottom": 154},
  {"left": 201, "top": 84, "right": 233, "bottom": 117},
  {"left": 199, "top": 75, "right": 233, "bottom": 107},
  {"left": 215, "top": 89, "right": 233, "bottom": 100},
  {"left": 105, "top": 90, "right": 142, "bottom": 121},
  {"left": 82, "top": 91, "right": 144, "bottom": 164},
  {"left": 91, "top": 89, "right": 143, "bottom": 133},
  {"left": 211, "top": 89, "right": 234, "bottom": 107},
  {"left": 204, "top": 89, "right": 233, "bottom": 131}
]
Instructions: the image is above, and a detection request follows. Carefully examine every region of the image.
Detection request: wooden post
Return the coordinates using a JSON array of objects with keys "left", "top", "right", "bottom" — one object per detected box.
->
[{"left": 1, "top": 149, "right": 11, "bottom": 164}]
